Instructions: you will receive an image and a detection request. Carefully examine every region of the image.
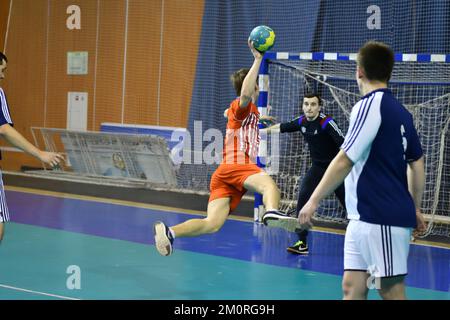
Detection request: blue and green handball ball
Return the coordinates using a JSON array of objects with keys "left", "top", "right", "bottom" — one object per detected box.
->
[{"left": 249, "top": 25, "right": 275, "bottom": 53}]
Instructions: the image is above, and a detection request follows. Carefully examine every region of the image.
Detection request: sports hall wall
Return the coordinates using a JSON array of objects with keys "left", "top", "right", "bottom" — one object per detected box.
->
[
  {"left": 0, "top": 0, "right": 449, "bottom": 175},
  {"left": 0, "top": 0, "right": 8, "bottom": 50},
  {"left": 0, "top": 0, "right": 204, "bottom": 171}
]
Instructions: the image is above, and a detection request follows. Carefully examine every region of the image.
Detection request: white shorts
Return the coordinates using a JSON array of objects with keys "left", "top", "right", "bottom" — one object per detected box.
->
[
  {"left": 344, "top": 220, "right": 412, "bottom": 278},
  {"left": 0, "top": 171, "right": 9, "bottom": 223}
]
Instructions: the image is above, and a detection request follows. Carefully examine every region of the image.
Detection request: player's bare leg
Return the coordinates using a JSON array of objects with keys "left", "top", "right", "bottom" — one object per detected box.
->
[
  {"left": 154, "top": 198, "right": 231, "bottom": 256},
  {"left": 342, "top": 271, "right": 369, "bottom": 300},
  {"left": 0, "top": 223, "right": 4, "bottom": 242},
  {"left": 243, "top": 172, "right": 280, "bottom": 210},
  {"left": 378, "top": 276, "right": 407, "bottom": 300},
  {"left": 171, "top": 198, "right": 231, "bottom": 237},
  {"left": 246, "top": 172, "right": 301, "bottom": 232}
]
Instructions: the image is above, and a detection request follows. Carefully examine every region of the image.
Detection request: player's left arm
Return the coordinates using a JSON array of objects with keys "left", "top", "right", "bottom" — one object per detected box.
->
[
  {"left": 407, "top": 156, "right": 426, "bottom": 234},
  {"left": 405, "top": 120, "right": 426, "bottom": 234},
  {"left": 259, "top": 115, "right": 276, "bottom": 127},
  {"left": 326, "top": 118, "right": 345, "bottom": 147}
]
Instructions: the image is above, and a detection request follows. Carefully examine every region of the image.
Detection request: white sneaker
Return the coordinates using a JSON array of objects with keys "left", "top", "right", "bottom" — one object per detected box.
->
[
  {"left": 153, "top": 221, "right": 174, "bottom": 256},
  {"left": 262, "top": 210, "right": 301, "bottom": 232}
]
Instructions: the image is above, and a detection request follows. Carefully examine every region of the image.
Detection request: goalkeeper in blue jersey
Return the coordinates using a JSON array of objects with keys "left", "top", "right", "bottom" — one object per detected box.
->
[{"left": 262, "top": 93, "right": 347, "bottom": 254}]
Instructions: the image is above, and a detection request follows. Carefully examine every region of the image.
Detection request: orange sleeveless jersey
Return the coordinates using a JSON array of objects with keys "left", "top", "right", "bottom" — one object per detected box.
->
[
  {"left": 208, "top": 98, "right": 263, "bottom": 212},
  {"left": 223, "top": 98, "right": 260, "bottom": 165}
]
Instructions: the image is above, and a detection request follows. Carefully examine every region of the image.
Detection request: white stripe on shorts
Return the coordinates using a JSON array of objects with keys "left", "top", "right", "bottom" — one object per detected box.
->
[
  {"left": 0, "top": 171, "right": 9, "bottom": 223},
  {"left": 344, "top": 220, "right": 412, "bottom": 278}
]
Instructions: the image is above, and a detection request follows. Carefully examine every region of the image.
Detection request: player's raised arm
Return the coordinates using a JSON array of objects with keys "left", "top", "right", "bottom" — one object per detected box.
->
[{"left": 239, "top": 41, "right": 263, "bottom": 108}]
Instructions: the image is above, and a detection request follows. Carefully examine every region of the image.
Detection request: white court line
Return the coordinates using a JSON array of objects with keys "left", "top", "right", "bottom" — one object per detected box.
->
[{"left": 0, "top": 284, "right": 80, "bottom": 300}]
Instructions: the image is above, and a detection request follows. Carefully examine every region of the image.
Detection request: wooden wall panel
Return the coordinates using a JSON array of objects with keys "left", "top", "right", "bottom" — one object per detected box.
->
[
  {"left": 158, "top": 0, "right": 204, "bottom": 127},
  {"left": 0, "top": 0, "right": 205, "bottom": 172},
  {"left": 92, "top": 0, "right": 126, "bottom": 128},
  {"left": 0, "top": 0, "right": 10, "bottom": 51},
  {"left": 1, "top": 0, "right": 48, "bottom": 170},
  {"left": 45, "top": 0, "right": 98, "bottom": 130},
  {"left": 122, "top": 0, "right": 161, "bottom": 125}
]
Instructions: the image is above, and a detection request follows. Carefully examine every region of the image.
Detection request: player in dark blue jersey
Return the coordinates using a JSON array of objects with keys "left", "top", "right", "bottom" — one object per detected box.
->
[
  {"left": 298, "top": 42, "right": 426, "bottom": 300},
  {"left": 0, "top": 52, "right": 64, "bottom": 242},
  {"left": 262, "top": 93, "right": 346, "bottom": 254}
]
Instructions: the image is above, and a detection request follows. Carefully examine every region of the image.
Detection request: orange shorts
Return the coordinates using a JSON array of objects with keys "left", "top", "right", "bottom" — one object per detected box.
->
[{"left": 209, "top": 163, "right": 263, "bottom": 212}]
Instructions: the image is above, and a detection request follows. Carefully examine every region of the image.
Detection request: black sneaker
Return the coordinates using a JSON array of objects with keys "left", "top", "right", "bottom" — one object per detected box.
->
[
  {"left": 287, "top": 240, "right": 309, "bottom": 255},
  {"left": 262, "top": 210, "right": 300, "bottom": 232},
  {"left": 153, "top": 221, "right": 174, "bottom": 256}
]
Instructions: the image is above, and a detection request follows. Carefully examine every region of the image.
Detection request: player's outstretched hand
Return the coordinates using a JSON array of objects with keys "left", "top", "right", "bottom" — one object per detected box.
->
[
  {"left": 38, "top": 151, "right": 65, "bottom": 168},
  {"left": 299, "top": 200, "right": 317, "bottom": 230},
  {"left": 248, "top": 40, "right": 263, "bottom": 60},
  {"left": 259, "top": 115, "right": 276, "bottom": 127}
]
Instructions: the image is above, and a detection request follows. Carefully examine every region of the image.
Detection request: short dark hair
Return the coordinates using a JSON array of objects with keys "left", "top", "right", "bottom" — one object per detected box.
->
[
  {"left": 0, "top": 52, "right": 7, "bottom": 63},
  {"left": 357, "top": 41, "right": 394, "bottom": 83},
  {"left": 303, "top": 93, "right": 321, "bottom": 106},
  {"left": 230, "top": 68, "right": 250, "bottom": 96}
]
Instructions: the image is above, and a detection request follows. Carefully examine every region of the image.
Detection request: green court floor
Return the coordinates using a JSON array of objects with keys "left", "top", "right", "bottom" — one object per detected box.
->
[{"left": 0, "top": 223, "right": 447, "bottom": 300}]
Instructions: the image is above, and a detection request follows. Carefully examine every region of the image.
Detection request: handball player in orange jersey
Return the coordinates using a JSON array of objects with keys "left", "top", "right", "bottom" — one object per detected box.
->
[{"left": 153, "top": 41, "right": 285, "bottom": 256}]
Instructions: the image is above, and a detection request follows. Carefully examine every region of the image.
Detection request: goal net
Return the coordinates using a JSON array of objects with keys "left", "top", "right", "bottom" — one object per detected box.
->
[{"left": 262, "top": 53, "right": 450, "bottom": 237}]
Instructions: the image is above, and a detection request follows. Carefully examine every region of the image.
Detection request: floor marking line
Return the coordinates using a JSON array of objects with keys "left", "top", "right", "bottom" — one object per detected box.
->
[{"left": 0, "top": 284, "right": 81, "bottom": 300}]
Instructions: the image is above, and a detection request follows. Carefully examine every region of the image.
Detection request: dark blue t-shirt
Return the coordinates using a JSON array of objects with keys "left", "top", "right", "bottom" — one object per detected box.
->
[
  {"left": 342, "top": 88, "right": 423, "bottom": 228},
  {"left": 0, "top": 87, "right": 14, "bottom": 160}
]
